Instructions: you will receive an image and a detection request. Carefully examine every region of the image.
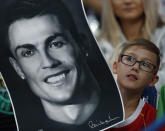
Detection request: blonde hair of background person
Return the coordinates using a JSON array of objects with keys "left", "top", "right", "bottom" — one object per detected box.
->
[
  {"left": 83, "top": 0, "right": 102, "bottom": 15},
  {"left": 98, "top": 0, "right": 160, "bottom": 48}
]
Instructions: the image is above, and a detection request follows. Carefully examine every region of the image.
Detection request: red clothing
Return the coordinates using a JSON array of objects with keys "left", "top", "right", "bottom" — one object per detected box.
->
[
  {"left": 158, "top": 126, "right": 165, "bottom": 131},
  {"left": 106, "top": 102, "right": 156, "bottom": 131}
]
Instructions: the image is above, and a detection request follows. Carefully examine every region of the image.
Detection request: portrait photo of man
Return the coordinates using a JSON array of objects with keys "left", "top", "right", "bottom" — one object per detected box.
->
[{"left": 0, "top": 0, "right": 124, "bottom": 130}]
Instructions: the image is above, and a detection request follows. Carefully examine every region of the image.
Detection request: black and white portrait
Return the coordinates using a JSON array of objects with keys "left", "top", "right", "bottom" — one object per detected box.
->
[{"left": 0, "top": 0, "right": 124, "bottom": 130}]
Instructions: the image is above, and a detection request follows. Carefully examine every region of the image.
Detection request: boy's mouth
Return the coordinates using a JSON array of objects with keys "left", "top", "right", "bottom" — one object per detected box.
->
[{"left": 127, "top": 74, "right": 138, "bottom": 80}]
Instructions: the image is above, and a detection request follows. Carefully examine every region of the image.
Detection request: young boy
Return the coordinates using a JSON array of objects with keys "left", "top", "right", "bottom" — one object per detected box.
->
[{"left": 107, "top": 38, "right": 160, "bottom": 131}]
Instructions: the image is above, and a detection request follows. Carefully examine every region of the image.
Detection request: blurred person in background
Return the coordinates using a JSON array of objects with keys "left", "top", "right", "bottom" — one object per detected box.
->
[
  {"left": 83, "top": 0, "right": 102, "bottom": 15},
  {"left": 83, "top": 0, "right": 102, "bottom": 36}
]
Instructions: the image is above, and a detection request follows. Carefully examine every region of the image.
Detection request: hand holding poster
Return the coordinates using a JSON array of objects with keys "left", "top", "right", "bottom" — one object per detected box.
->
[{"left": 0, "top": 0, "right": 124, "bottom": 130}]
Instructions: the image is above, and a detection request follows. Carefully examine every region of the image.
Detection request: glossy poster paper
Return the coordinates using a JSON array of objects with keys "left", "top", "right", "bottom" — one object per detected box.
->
[{"left": 0, "top": 0, "right": 124, "bottom": 130}]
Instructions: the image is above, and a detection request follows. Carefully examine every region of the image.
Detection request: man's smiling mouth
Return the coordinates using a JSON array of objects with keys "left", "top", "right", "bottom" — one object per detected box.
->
[{"left": 44, "top": 70, "right": 69, "bottom": 85}]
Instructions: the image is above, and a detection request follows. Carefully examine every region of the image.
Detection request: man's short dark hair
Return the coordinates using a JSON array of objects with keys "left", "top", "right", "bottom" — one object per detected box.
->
[{"left": 0, "top": 0, "right": 83, "bottom": 58}]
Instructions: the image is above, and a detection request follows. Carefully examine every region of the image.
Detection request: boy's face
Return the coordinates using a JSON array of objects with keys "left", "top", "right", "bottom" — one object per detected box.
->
[{"left": 113, "top": 46, "right": 159, "bottom": 92}]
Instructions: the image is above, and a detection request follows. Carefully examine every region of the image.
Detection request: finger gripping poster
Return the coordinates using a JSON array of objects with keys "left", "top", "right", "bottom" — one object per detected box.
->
[{"left": 0, "top": 0, "right": 124, "bottom": 130}]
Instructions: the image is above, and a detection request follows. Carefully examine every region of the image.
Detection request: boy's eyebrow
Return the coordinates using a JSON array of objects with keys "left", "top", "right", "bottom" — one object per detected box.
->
[
  {"left": 124, "top": 52, "right": 136, "bottom": 56},
  {"left": 124, "top": 52, "right": 153, "bottom": 63}
]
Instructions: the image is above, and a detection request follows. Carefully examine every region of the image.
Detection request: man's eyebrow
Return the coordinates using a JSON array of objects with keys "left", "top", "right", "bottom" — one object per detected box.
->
[
  {"left": 15, "top": 44, "right": 35, "bottom": 55},
  {"left": 46, "top": 33, "right": 67, "bottom": 43}
]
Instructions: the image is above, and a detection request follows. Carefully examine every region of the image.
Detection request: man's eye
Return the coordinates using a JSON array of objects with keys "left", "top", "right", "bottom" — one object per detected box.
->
[
  {"left": 48, "top": 40, "right": 65, "bottom": 49},
  {"left": 21, "top": 49, "right": 34, "bottom": 57}
]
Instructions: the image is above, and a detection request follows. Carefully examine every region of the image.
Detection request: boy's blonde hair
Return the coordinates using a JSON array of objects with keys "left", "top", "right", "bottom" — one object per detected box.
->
[
  {"left": 99, "top": 0, "right": 159, "bottom": 47},
  {"left": 119, "top": 38, "right": 160, "bottom": 73}
]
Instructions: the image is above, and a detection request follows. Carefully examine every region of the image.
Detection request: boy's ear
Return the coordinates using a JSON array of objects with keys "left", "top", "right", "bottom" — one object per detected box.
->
[
  {"left": 9, "top": 57, "right": 26, "bottom": 80},
  {"left": 113, "top": 61, "right": 118, "bottom": 74},
  {"left": 149, "top": 75, "right": 159, "bottom": 87}
]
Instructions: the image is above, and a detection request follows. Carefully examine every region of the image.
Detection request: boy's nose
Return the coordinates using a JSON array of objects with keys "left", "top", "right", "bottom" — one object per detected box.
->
[
  {"left": 132, "top": 62, "right": 140, "bottom": 72},
  {"left": 123, "top": 0, "right": 133, "bottom": 4},
  {"left": 41, "top": 51, "right": 61, "bottom": 69}
]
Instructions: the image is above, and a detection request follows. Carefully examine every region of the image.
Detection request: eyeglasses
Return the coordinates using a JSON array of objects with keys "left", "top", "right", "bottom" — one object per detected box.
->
[{"left": 120, "top": 54, "right": 157, "bottom": 73}]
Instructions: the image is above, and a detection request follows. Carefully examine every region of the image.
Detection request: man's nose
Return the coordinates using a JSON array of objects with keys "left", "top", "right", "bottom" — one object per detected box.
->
[{"left": 40, "top": 51, "right": 61, "bottom": 69}]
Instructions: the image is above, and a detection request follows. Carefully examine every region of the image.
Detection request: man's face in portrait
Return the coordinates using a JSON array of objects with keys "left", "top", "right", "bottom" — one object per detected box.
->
[{"left": 8, "top": 15, "right": 86, "bottom": 104}]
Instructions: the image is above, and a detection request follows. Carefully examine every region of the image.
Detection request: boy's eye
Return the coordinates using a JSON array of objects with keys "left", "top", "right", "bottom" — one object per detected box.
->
[
  {"left": 127, "top": 56, "right": 135, "bottom": 62},
  {"left": 141, "top": 62, "right": 150, "bottom": 67},
  {"left": 21, "top": 49, "right": 34, "bottom": 57}
]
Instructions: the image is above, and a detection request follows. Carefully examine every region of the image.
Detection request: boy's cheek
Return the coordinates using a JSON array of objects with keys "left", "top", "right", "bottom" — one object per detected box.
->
[
  {"left": 139, "top": 73, "right": 156, "bottom": 87},
  {"left": 113, "top": 61, "right": 118, "bottom": 74}
]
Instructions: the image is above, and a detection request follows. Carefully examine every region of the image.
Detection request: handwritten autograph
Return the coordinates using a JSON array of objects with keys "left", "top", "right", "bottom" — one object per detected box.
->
[{"left": 88, "top": 113, "right": 120, "bottom": 128}]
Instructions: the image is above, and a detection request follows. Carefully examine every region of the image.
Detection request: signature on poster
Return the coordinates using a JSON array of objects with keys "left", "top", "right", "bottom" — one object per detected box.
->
[
  {"left": 38, "top": 129, "right": 43, "bottom": 131},
  {"left": 88, "top": 113, "right": 120, "bottom": 129}
]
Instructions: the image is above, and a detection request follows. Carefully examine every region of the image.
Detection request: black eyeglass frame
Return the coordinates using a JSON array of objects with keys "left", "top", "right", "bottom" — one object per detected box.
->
[{"left": 120, "top": 54, "right": 157, "bottom": 73}]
